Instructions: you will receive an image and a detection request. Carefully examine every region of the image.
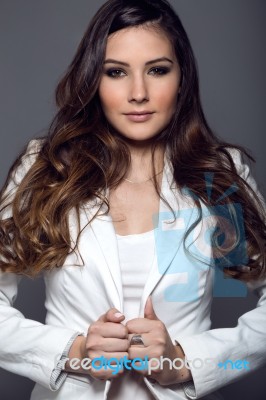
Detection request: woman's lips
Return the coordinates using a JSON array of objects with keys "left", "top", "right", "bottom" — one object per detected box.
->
[{"left": 124, "top": 112, "right": 154, "bottom": 122}]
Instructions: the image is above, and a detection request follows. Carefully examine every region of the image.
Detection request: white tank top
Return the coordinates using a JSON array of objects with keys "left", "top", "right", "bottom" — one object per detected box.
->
[{"left": 108, "top": 229, "right": 156, "bottom": 399}]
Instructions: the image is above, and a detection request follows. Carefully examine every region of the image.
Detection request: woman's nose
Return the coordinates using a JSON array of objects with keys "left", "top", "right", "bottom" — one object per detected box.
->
[{"left": 128, "top": 75, "right": 149, "bottom": 103}]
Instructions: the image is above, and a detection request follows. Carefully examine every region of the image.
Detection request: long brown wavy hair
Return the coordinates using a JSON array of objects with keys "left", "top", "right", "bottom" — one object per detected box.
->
[{"left": 0, "top": 0, "right": 265, "bottom": 279}]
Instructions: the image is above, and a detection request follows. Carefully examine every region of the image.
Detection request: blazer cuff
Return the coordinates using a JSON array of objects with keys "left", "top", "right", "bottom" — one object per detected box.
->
[
  {"left": 174, "top": 339, "right": 196, "bottom": 399},
  {"left": 174, "top": 333, "right": 251, "bottom": 399},
  {"left": 182, "top": 381, "right": 196, "bottom": 399},
  {"left": 50, "top": 331, "right": 84, "bottom": 390}
]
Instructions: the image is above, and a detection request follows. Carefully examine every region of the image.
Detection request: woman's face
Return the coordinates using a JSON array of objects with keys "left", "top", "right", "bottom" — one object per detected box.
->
[{"left": 98, "top": 26, "right": 181, "bottom": 144}]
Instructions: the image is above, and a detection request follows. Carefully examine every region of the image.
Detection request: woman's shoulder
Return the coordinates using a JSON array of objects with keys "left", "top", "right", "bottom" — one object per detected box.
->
[
  {"left": 23, "top": 136, "right": 45, "bottom": 160},
  {"left": 224, "top": 146, "right": 250, "bottom": 181},
  {"left": 23, "top": 137, "right": 45, "bottom": 161},
  {"left": 8, "top": 138, "right": 45, "bottom": 188},
  {"left": 225, "top": 146, "right": 265, "bottom": 209}
]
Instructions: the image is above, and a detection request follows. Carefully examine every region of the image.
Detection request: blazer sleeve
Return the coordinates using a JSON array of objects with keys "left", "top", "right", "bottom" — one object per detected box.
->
[
  {"left": 147, "top": 149, "right": 266, "bottom": 399},
  {"left": 0, "top": 139, "right": 82, "bottom": 390},
  {"left": 182, "top": 150, "right": 266, "bottom": 399}
]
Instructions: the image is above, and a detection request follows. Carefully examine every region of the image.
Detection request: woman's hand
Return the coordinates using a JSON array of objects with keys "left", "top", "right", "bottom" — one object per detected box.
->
[
  {"left": 85, "top": 308, "right": 129, "bottom": 380},
  {"left": 126, "top": 296, "right": 192, "bottom": 386},
  {"left": 65, "top": 308, "right": 128, "bottom": 380}
]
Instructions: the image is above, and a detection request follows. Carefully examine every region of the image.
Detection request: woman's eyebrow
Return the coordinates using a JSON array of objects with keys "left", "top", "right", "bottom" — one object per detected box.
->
[{"left": 103, "top": 57, "right": 174, "bottom": 66}]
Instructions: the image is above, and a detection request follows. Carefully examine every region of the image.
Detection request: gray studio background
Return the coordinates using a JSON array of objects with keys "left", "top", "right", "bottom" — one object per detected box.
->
[{"left": 0, "top": 0, "right": 265, "bottom": 399}]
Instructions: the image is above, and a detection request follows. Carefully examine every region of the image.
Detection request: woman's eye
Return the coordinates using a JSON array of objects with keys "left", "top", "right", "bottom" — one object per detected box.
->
[
  {"left": 105, "top": 69, "right": 126, "bottom": 78},
  {"left": 149, "top": 67, "right": 170, "bottom": 76}
]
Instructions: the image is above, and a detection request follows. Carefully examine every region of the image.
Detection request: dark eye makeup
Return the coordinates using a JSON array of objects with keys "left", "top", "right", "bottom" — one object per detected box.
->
[
  {"left": 104, "top": 65, "right": 171, "bottom": 78},
  {"left": 105, "top": 68, "right": 126, "bottom": 78},
  {"left": 148, "top": 66, "right": 171, "bottom": 76}
]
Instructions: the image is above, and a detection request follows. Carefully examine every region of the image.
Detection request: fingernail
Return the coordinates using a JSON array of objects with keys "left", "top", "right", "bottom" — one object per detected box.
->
[{"left": 114, "top": 312, "right": 124, "bottom": 318}]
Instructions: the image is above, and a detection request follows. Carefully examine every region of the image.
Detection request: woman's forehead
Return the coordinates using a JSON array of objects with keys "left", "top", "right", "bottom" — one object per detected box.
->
[{"left": 105, "top": 25, "right": 175, "bottom": 60}]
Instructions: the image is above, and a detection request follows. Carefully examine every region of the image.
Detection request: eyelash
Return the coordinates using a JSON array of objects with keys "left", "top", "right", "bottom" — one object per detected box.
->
[
  {"left": 149, "top": 67, "right": 170, "bottom": 76},
  {"left": 104, "top": 66, "right": 170, "bottom": 78}
]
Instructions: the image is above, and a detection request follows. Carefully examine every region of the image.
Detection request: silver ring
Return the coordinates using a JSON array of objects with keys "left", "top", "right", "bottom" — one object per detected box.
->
[{"left": 130, "top": 334, "right": 145, "bottom": 346}]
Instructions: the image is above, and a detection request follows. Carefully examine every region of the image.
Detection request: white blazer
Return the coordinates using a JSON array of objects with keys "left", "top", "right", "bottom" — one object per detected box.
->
[{"left": 0, "top": 140, "right": 265, "bottom": 400}]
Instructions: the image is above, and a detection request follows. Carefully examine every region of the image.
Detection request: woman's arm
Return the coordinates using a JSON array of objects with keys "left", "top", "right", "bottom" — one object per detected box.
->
[
  {"left": 147, "top": 150, "right": 266, "bottom": 399},
  {"left": 0, "top": 270, "right": 83, "bottom": 390},
  {"left": 0, "top": 140, "right": 83, "bottom": 391}
]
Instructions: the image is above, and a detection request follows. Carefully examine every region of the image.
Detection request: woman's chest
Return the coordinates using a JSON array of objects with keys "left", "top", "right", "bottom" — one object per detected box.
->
[{"left": 108, "top": 182, "right": 161, "bottom": 235}]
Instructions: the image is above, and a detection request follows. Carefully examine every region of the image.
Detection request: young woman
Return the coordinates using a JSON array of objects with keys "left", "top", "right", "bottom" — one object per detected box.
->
[{"left": 0, "top": 0, "right": 265, "bottom": 399}]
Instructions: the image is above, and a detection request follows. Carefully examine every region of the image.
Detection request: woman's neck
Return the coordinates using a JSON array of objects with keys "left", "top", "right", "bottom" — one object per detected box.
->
[{"left": 125, "top": 143, "right": 165, "bottom": 183}]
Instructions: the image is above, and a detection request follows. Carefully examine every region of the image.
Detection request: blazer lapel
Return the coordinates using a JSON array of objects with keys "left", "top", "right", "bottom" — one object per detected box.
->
[
  {"left": 81, "top": 148, "right": 194, "bottom": 315},
  {"left": 81, "top": 202, "right": 124, "bottom": 312},
  {"left": 139, "top": 151, "right": 188, "bottom": 315}
]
